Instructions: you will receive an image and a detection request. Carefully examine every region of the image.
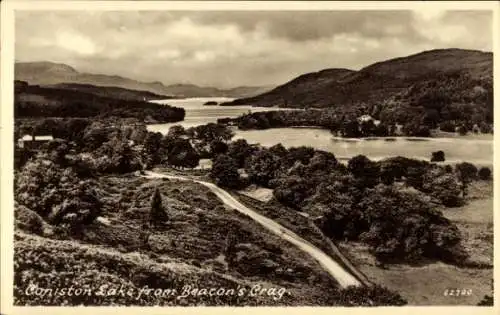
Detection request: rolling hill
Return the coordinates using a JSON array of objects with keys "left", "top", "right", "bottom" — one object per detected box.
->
[
  {"left": 15, "top": 61, "right": 272, "bottom": 98},
  {"left": 14, "top": 80, "right": 185, "bottom": 123},
  {"left": 223, "top": 49, "right": 493, "bottom": 109},
  {"left": 43, "top": 83, "right": 175, "bottom": 102}
]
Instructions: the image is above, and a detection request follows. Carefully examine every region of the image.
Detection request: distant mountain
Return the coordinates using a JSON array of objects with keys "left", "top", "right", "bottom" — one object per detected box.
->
[
  {"left": 159, "top": 83, "right": 273, "bottom": 98},
  {"left": 15, "top": 62, "right": 272, "bottom": 98},
  {"left": 224, "top": 48, "right": 493, "bottom": 108}
]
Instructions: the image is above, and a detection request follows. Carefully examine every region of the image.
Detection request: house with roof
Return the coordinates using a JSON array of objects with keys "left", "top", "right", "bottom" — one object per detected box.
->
[
  {"left": 17, "top": 134, "right": 53, "bottom": 149},
  {"left": 357, "top": 114, "right": 381, "bottom": 126}
]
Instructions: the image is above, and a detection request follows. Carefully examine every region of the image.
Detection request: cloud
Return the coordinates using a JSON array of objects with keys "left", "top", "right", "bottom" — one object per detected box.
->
[
  {"left": 14, "top": 10, "right": 492, "bottom": 87},
  {"left": 55, "top": 31, "right": 97, "bottom": 55}
]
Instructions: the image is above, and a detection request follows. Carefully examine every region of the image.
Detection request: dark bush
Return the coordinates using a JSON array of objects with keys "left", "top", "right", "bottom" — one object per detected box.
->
[
  {"left": 211, "top": 154, "right": 241, "bottom": 189},
  {"left": 150, "top": 188, "right": 168, "bottom": 226},
  {"left": 478, "top": 167, "right": 492, "bottom": 180},
  {"left": 439, "top": 121, "right": 456, "bottom": 133},
  {"left": 431, "top": 150, "right": 445, "bottom": 162},
  {"left": 336, "top": 285, "right": 407, "bottom": 306}
]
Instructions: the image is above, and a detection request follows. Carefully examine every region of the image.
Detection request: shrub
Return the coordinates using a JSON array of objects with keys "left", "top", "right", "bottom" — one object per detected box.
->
[
  {"left": 380, "top": 169, "right": 395, "bottom": 185},
  {"left": 244, "top": 149, "right": 282, "bottom": 187},
  {"left": 347, "top": 155, "right": 380, "bottom": 189},
  {"left": 165, "top": 138, "right": 200, "bottom": 169},
  {"left": 455, "top": 162, "right": 478, "bottom": 197},
  {"left": 336, "top": 285, "right": 407, "bottom": 306},
  {"left": 439, "top": 121, "right": 456, "bottom": 133},
  {"left": 423, "top": 174, "right": 463, "bottom": 207},
  {"left": 478, "top": 167, "right": 492, "bottom": 180},
  {"left": 15, "top": 205, "right": 47, "bottom": 235},
  {"left": 150, "top": 188, "right": 168, "bottom": 226},
  {"left": 477, "top": 295, "right": 493, "bottom": 306},
  {"left": 430, "top": 150, "right": 445, "bottom": 162},
  {"left": 444, "top": 165, "right": 453, "bottom": 173},
  {"left": 227, "top": 139, "right": 258, "bottom": 168},
  {"left": 15, "top": 157, "right": 102, "bottom": 226},
  {"left": 211, "top": 154, "right": 241, "bottom": 189},
  {"left": 272, "top": 175, "right": 312, "bottom": 209},
  {"left": 357, "top": 186, "right": 463, "bottom": 262},
  {"left": 457, "top": 125, "right": 468, "bottom": 136}
]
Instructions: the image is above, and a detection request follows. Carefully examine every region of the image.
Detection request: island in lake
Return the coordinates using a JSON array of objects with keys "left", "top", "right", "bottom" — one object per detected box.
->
[{"left": 203, "top": 101, "right": 219, "bottom": 106}]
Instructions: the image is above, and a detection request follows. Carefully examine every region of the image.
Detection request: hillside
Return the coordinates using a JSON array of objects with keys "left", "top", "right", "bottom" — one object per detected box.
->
[
  {"left": 13, "top": 175, "right": 346, "bottom": 306},
  {"left": 224, "top": 49, "right": 493, "bottom": 109},
  {"left": 14, "top": 81, "right": 185, "bottom": 123},
  {"left": 15, "top": 62, "right": 271, "bottom": 98},
  {"left": 44, "top": 83, "right": 175, "bottom": 101}
]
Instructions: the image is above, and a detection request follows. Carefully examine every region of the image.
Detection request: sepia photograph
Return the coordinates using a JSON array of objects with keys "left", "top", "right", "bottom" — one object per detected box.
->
[{"left": 0, "top": 0, "right": 498, "bottom": 312}]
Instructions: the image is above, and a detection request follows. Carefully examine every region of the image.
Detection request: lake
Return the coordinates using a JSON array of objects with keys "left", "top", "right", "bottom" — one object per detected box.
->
[{"left": 148, "top": 98, "right": 493, "bottom": 166}]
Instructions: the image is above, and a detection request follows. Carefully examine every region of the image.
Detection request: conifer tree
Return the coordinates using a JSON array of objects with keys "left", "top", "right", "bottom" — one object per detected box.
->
[{"left": 150, "top": 188, "right": 168, "bottom": 226}]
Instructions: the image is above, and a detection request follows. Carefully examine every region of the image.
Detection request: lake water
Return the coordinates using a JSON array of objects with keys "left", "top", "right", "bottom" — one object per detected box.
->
[
  {"left": 148, "top": 98, "right": 493, "bottom": 166},
  {"left": 149, "top": 97, "right": 286, "bottom": 129}
]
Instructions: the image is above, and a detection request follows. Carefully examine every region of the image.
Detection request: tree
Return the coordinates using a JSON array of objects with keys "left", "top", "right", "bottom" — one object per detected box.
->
[
  {"left": 406, "top": 166, "right": 427, "bottom": 190},
  {"left": 478, "top": 167, "right": 492, "bottom": 180},
  {"left": 53, "top": 118, "right": 91, "bottom": 144},
  {"left": 403, "top": 123, "right": 431, "bottom": 137},
  {"left": 210, "top": 140, "right": 229, "bottom": 156},
  {"left": 282, "top": 146, "right": 315, "bottom": 167},
  {"left": 380, "top": 169, "right": 395, "bottom": 185},
  {"left": 245, "top": 149, "right": 282, "bottom": 187},
  {"left": 167, "top": 125, "right": 186, "bottom": 139},
  {"left": 190, "top": 123, "right": 234, "bottom": 143},
  {"left": 360, "top": 120, "right": 377, "bottom": 137},
  {"left": 455, "top": 162, "right": 478, "bottom": 198},
  {"left": 82, "top": 122, "right": 112, "bottom": 151},
  {"left": 440, "top": 121, "right": 456, "bottom": 133},
  {"left": 422, "top": 109, "right": 440, "bottom": 128},
  {"left": 347, "top": 155, "right": 380, "bottom": 189},
  {"left": 272, "top": 175, "right": 311, "bottom": 209},
  {"left": 357, "top": 186, "right": 463, "bottom": 262},
  {"left": 430, "top": 150, "right": 445, "bottom": 162},
  {"left": 374, "top": 123, "right": 389, "bottom": 137},
  {"left": 211, "top": 154, "right": 241, "bottom": 189},
  {"left": 97, "top": 137, "right": 141, "bottom": 173},
  {"left": 457, "top": 125, "right": 468, "bottom": 136},
  {"left": 150, "top": 188, "right": 168, "bottom": 226},
  {"left": 15, "top": 156, "right": 102, "bottom": 227},
  {"left": 341, "top": 120, "right": 362, "bottom": 138},
  {"left": 308, "top": 151, "right": 338, "bottom": 172},
  {"left": 227, "top": 139, "right": 257, "bottom": 168},
  {"left": 187, "top": 123, "right": 234, "bottom": 158},
  {"left": 129, "top": 123, "right": 148, "bottom": 144},
  {"left": 43, "top": 139, "right": 72, "bottom": 165},
  {"left": 165, "top": 138, "right": 200, "bottom": 169},
  {"left": 224, "top": 227, "right": 239, "bottom": 267},
  {"left": 142, "top": 132, "right": 164, "bottom": 168},
  {"left": 423, "top": 173, "right": 463, "bottom": 207}
]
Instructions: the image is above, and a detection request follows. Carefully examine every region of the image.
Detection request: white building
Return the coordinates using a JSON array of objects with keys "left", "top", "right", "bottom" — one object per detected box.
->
[
  {"left": 17, "top": 134, "right": 53, "bottom": 149},
  {"left": 357, "top": 114, "right": 381, "bottom": 126}
]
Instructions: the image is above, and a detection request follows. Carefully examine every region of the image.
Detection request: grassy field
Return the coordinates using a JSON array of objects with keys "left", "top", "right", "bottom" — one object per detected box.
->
[
  {"left": 14, "top": 174, "right": 346, "bottom": 306},
  {"left": 338, "top": 180, "right": 494, "bottom": 305}
]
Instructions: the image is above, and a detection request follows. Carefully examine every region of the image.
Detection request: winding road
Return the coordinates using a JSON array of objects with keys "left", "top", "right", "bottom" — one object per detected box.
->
[{"left": 143, "top": 170, "right": 361, "bottom": 288}]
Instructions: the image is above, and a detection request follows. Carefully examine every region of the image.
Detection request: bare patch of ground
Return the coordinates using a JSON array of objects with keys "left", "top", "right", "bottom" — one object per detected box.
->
[{"left": 238, "top": 184, "right": 274, "bottom": 202}]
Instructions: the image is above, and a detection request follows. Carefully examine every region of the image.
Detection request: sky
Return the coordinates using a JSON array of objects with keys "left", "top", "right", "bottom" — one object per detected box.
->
[{"left": 15, "top": 10, "right": 492, "bottom": 88}]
